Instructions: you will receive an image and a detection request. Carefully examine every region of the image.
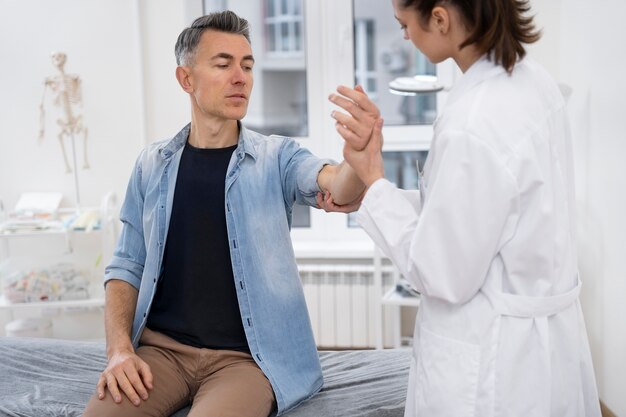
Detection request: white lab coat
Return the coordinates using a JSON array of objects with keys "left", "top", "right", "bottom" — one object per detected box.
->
[{"left": 357, "top": 57, "right": 600, "bottom": 417}]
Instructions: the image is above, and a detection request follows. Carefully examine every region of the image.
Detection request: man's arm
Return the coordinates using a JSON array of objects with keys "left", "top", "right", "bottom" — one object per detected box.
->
[
  {"left": 103, "top": 279, "right": 137, "bottom": 359},
  {"left": 96, "top": 279, "right": 153, "bottom": 406},
  {"left": 317, "top": 161, "right": 366, "bottom": 207},
  {"left": 314, "top": 84, "right": 381, "bottom": 210}
]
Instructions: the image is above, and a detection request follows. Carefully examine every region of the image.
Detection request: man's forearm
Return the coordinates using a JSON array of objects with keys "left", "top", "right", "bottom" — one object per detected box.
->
[
  {"left": 322, "top": 161, "right": 366, "bottom": 206},
  {"left": 104, "top": 279, "right": 139, "bottom": 358}
]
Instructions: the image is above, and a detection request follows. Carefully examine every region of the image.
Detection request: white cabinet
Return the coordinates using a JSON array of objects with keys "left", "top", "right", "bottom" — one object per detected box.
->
[{"left": 0, "top": 193, "right": 118, "bottom": 339}]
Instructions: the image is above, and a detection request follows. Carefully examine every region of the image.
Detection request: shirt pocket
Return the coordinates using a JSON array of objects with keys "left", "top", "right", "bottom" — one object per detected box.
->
[{"left": 413, "top": 324, "right": 481, "bottom": 416}]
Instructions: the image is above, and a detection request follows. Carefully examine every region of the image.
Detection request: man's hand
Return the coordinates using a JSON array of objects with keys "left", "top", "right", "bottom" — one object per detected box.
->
[
  {"left": 316, "top": 190, "right": 364, "bottom": 213},
  {"left": 341, "top": 118, "right": 385, "bottom": 187},
  {"left": 329, "top": 85, "right": 380, "bottom": 151},
  {"left": 97, "top": 349, "right": 153, "bottom": 406}
]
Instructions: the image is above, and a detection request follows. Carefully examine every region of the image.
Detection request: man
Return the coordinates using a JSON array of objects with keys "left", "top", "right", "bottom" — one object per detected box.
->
[{"left": 83, "top": 10, "right": 371, "bottom": 417}]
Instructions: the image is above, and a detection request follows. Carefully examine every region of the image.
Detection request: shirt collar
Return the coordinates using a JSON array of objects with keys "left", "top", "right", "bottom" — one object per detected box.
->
[
  {"left": 159, "top": 123, "right": 190, "bottom": 160},
  {"left": 237, "top": 123, "right": 258, "bottom": 161},
  {"left": 158, "top": 121, "right": 257, "bottom": 161}
]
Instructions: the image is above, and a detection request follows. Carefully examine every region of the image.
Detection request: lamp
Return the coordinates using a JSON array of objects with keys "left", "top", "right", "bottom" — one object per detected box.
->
[{"left": 388, "top": 75, "right": 444, "bottom": 96}]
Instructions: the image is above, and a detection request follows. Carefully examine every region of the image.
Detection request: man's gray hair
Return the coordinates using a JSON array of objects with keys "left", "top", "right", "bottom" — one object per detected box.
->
[{"left": 175, "top": 10, "right": 251, "bottom": 66}]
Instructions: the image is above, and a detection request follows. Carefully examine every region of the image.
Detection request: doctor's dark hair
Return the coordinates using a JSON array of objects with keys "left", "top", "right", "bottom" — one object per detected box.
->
[
  {"left": 175, "top": 10, "right": 251, "bottom": 66},
  {"left": 400, "top": 0, "right": 540, "bottom": 73}
]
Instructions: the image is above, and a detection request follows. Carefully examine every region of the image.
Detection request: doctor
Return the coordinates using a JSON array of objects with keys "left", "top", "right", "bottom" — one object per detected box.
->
[{"left": 326, "top": 0, "right": 601, "bottom": 415}]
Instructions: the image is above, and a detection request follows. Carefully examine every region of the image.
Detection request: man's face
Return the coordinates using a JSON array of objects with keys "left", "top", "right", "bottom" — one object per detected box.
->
[{"left": 186, "top": 30, "right": 254, "bottom": 121}]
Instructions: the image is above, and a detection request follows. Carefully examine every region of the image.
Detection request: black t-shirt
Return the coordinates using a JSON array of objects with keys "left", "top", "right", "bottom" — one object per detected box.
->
[{"left": 146, "top": 142, "right": 249, "bottom": 352}]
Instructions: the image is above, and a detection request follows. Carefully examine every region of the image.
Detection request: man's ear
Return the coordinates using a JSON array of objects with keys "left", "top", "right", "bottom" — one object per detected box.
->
[
  {"left": 431, "top": 6, "right": 450, "bottom": 35},
  {"left": 176, "top": 66, "right": 193, "bottom": 93}
]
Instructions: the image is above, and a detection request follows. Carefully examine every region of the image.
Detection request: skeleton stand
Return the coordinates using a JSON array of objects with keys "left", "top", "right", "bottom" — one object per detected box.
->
[{"left": 69, "top": 133, "right": 81, "bottom": 213}]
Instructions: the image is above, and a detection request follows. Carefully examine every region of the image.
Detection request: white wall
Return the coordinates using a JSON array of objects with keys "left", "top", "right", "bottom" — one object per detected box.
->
[
  {"left": 138, "top": 0, "right": 195, "bottom": 144},
  {"left": 529, "top": 1, "right": 626, "bottom": 414},
  {"left": 0, "top": 0, "right": 200, "bottom": 210},
  {"left": 0, "top": 0, "right": 145, "bottom": 210}
]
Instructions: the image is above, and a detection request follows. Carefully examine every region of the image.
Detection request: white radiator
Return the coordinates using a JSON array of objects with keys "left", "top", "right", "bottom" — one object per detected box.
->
[{"left": 299, "top": 264, "right": 396, "bottom": 349}]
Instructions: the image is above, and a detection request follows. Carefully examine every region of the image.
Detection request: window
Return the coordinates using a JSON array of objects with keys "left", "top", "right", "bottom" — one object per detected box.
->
[
  {"left": 354, "top": 19, "right": 377, "bottom": 98},
  {"left": 354, "top": 0, "right": 438, "bottom": 128},
  {"left": 265, "top": 0, "right": 304, "bottom": 56},
  {"left": 202, "top": 0, "right": 456, "bottom": 251},
  {"left": 205, "top": 0, "right": 309, "bottom": 139}
]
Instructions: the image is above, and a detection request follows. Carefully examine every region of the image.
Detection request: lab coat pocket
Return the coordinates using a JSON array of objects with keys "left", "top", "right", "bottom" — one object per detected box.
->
[{"left": 414, "top": 325, "right": 481, "bottom": 416}]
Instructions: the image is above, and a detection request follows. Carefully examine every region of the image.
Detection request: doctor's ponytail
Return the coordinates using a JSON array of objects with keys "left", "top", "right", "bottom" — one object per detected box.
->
[{"left": 400, "top": 0, "right": 541, "bottom": 73}]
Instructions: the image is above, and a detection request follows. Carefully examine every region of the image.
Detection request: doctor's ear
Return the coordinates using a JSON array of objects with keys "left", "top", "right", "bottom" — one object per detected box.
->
[
  {"left": 176, "top": 66, "right": 194, "bottom": 93},
  {"left": 431, "top": 6, "right": 450, "bottom": 35}
]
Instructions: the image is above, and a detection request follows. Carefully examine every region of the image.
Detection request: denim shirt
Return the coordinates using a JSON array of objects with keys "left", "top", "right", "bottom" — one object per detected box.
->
[{"left": 104, "top": 123, "right": 330, "bottom": 414}]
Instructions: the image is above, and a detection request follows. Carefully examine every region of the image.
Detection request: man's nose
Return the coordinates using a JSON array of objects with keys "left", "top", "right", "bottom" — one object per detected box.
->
[{"left": 231, "top": 67, "right": 247, "bottom": 84}]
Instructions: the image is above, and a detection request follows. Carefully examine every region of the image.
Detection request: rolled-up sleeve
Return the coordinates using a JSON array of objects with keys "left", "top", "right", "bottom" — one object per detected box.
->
[
  {"left": 104, "top": 153, "right": 147, "bottom": 290},
  {"left": 277, "top": 137, "right": 335, "bottom": 207}
]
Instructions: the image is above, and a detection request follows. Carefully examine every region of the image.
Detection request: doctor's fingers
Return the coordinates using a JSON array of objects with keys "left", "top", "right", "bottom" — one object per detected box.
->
[
  {"left": 329, "top": 94, "right": 378, "bottom": 136},
  {"left": 329, "top": 92, "right": 369, "bottom": 120},
  {"left": 316, "top": 192, "right": 337, "bottom": 212},
  {"left": 335, "top": 116, "right": 384, "bottom": 152},
  {"left": 334, "top": 118, "right": 370, "bottom": 151},
  {"left": 369, "top": 117, "right": 385, "bottom": 149},
  {"left": 335, "top": 85, "right": 380, "bottom": 116}
]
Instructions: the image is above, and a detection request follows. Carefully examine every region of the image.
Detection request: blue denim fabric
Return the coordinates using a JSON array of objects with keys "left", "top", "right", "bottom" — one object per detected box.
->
[{"left": 105, "top": 123, "right": 330, "bottom": 414}]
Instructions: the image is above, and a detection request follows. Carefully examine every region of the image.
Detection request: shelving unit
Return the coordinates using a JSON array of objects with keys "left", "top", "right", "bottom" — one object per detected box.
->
[
  {"left": 0, "top": 295, "right": 104, "bottom": 310},
  {"left": 0, "top": 193, "right": 117, "bottom": 338},
  {"left": 382, "top": 286, "right": 420, "bottom": 307},
  {"left": 373, "top": 246, "right": 420, "bottom": 350}
]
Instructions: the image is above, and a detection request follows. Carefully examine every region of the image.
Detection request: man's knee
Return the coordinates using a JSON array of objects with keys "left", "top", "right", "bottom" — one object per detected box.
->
[
  {"left": 82, "top": 392, "right": 180, "bottom": 417},
  {"left": 189, "top": 356, "right": 275, "bottom": 417},
  {"left": 83, "top": 393, "right": 137, "bottom": 417}
]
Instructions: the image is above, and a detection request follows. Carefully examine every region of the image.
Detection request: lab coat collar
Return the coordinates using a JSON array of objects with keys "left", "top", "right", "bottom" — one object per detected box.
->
[{"left": 445, "top": 55, "right": 506, "bottom": 110}]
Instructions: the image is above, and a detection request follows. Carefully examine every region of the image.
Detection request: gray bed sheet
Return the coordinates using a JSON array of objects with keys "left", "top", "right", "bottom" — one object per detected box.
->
[{"left": 0, "top": 337, "right": 410, "bottom": 417}]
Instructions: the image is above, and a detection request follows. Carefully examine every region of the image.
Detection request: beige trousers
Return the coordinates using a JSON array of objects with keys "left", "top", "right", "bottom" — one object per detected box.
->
[{"left": 83, "top": 328, "right": 275, "bottom": 417}]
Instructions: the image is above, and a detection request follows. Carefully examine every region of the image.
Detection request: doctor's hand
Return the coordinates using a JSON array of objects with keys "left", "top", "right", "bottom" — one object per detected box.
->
[
  {"left": 316, "top": 190, "right": 365, "bottom": 213},
  {"left": 97, "top": 348, "right": 153, "bottom": 406},
  {"left": 329, "top": 85, "right": 380, "bottom": 151},
  {"left": 342, "top": 118, "right": 385, "bottom": 187}
]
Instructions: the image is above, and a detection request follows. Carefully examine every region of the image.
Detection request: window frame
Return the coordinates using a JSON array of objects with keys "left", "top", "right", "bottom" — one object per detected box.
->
[{"left": 265, "top": 0, "right": 305, "bottom": 57}]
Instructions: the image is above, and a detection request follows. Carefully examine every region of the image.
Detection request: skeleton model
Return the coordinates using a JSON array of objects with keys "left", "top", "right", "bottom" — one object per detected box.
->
[{"left": 38, "top": 52, "right": 90, "bottom": 173}]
